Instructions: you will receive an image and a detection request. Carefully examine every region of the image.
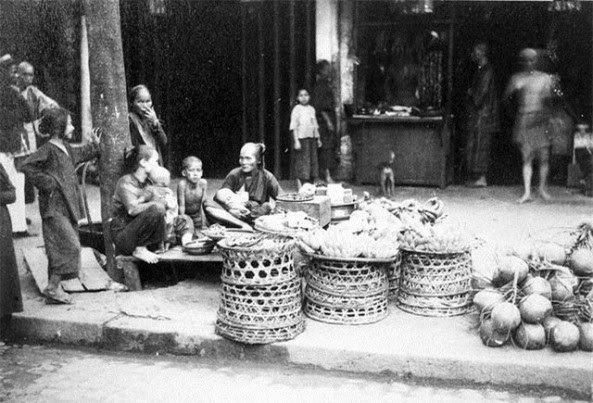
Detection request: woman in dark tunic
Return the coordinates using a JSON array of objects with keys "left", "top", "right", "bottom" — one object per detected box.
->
[
  {"left": 128, "top": 85, "right": 168, "bottom": 165},
  {"left": 204, "top": 142, "right": 281, "bottom": 229},
  {"left": 312, "top": 60, "right": 337, "bottom": 184},
  {"left": 21, "top": 108, "right": 99, "bottom": 304},
  {"left": 0, "top": 162, "right": 23, "bottom": 334}
]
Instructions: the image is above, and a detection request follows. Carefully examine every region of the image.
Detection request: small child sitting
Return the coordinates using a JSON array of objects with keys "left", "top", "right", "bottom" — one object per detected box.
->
[
  {"left": 177, "top": 156, "right": 207, "bottom": 235},
  {"left": 145, "top": 166, "right": 194, "bottom": 251}
]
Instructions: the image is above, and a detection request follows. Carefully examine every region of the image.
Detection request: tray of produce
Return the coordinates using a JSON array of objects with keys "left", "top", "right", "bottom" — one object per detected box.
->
[
  {"left": 182, "top": 238, "right": 216, "bottom": 255},
  {"left": 276, "top": 193, "right": 314, "bottom": 203},
  {"left": 254, "top": 212, "right": 319, "bottom": 236}
]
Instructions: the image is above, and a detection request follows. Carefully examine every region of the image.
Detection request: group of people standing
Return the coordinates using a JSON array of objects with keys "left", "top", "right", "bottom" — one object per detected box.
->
[{"left": 464, "top": 43, "right": 572, "bottom": 203}]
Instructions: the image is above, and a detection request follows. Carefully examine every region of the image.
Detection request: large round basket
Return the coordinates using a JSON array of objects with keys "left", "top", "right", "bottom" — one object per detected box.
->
[
  {"left": 217, "top": 277, "right": 303, "bottom": 329},
  {"left": 215, "top": 319, "right": 305, "bottom": 345},
  {"left": 218, "top": 234, "right": 297, "bottom": 286},
  {"left": 303, "top": 254, "right": 393, "bottom": 325},
  {"left": 396, "top": 249, "right": 473, "bottom": 317}
]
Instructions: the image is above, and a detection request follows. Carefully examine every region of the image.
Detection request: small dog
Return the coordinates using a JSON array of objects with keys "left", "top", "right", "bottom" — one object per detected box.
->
[{"left": 377, "top": 151, "right": 395, "bottom": 198}]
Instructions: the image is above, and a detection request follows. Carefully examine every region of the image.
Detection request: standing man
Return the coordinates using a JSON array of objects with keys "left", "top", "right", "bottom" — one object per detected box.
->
[
  {"left": 0, "top": 54, "right": 33, "bottom": 234},
  {"left": 313, "top": 60, "right": 336, "bottom": 184},
  {"left": 504, "top": 48, "right": 554, "bottom": 203},
  {"left": 465, "top": 42, "right": 499, "bottom": 187},
  {"left": 16, "top": 61, "right": 58, "bottom": 205}
]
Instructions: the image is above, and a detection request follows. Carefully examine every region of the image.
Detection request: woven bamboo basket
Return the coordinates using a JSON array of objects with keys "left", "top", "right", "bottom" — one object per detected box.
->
[
  {"left": 387, "top": 252, "right": 402, "bottom": 300},
  {"left": 304, "top": 255, "right": 391, "bottom": 297},
  {"left": 215, "top": 318, "right": 305, "bottom": 345},
  {"left": 396, "top": 249, "right": 472, "bottom": 317},
  {"left": 218, "top": 234, "right": 297, "bottom": 286},
  {"left": 303, "top": 254, "right": 393, "bottom": 324},
  {"left": 217, "top": 277, "right": 303, "bottom": 329}
]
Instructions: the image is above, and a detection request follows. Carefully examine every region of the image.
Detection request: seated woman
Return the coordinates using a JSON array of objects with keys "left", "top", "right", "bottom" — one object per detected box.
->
[
  {"left": 110, "top": 145, "right": 193, "bottom": 264},
  {"left": 204, "top": 142, "right": 282, "bottom": 229}
]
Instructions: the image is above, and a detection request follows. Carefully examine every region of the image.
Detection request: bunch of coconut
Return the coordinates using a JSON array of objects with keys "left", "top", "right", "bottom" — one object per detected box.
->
[{"left": 473, "top": 251, "right": 592, "bottom": 353}]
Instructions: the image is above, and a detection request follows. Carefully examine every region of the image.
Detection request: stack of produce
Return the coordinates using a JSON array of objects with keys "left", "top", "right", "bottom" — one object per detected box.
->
[
  {"left": 254, "top": 211, "right": 319, "bottom": 236},
  {"left": 394, "top": 212, "right": 476, "bottom": 317},
  {"left": 474, "top": 221, "right": 593, "bottom": 352},
  {"left": 297, "top": 208, "right": 400, "bottom": 324},
  {"left": 215, "top": 234, "right": 305, "bottom": 344}
]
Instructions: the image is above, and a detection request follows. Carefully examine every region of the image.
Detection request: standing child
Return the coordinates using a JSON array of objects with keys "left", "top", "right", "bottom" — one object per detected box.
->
[
  {"left": 290, "top": 88, "right": 321, "bottom": 189},
  {"left": 20, "top": 107, "right": 99, "bottom": 305},
  {"left": 177, "top": 156, "right": 207, "bottom": 233}
]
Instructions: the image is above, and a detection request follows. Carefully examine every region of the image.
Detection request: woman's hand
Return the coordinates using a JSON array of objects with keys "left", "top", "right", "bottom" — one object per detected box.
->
[
  {"left": 317, "top": 138, "right": 322, "bottom": 148},
  {"left": 294, "top": 139, "right": 301, "bottom": 151},
  {"left": 141, "top": 106, "right": 160, "bottom": 126}
]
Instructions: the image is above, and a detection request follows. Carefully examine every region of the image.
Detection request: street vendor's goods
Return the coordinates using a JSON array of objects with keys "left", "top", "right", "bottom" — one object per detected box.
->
[
  {"left": 569, "top": 248, "right": 593, "bottom": 277},
  {"left": 255, "top": 212, "right": 318, "bottom": 235},
  {"left": 521, "top": 276, "right": 552, "bottom": 300},
  {"left": 513, "top": 323, "right": 546, "bottom": 350},
  {"left": 491, "top": 302, "right": 521, "bottom": 333},
  {"left": 493, "top": 255, "right": 528, "bottom": 286},
  {"left": 549, "top": 275, "right": 574, "bottom": 302},
  {"left": 578, "top": 322, "right": 593, "bottom": 351},
  {"left": 473, "top": 289, "right": 505, "bottom": 314},
  {"left": 519, "top": 294, "right": 553, "bottom": 324},
  {"left": 479, "top": 319, "right": 509, "bottom": 347},
  {"left": 543, "top": 316, "right": 562, "bottom": 342},
  {"left": 533, "top": 242, "right": 567, "bottom": 265},
  {"left": 550, "top": 321, "right": 580, "bottom": 352}
]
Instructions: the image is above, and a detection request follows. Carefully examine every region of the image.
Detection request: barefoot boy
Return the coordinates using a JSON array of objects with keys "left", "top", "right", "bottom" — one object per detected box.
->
[{"left": 177, "top": 156, "right": 207, "bottom": 234}]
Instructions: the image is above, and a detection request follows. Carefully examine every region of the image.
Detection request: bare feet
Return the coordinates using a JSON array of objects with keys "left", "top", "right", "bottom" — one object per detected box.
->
[
  {"left": 517, "top": 193, "right": 533, "bottom": 204},
  {"left": 133, "top": 246, "right": 159, "bottom": 264},
  {"left": 538, "top": 189, "right": 552, "bottom": 201},
  {"left": 43, "top": 286, "right": 72, "bottom": 305}
]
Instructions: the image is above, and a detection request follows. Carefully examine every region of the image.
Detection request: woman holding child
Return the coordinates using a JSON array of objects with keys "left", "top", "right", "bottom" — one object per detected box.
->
[
  {"left": 204, "top": 142, "right": 281, "bottom": 229},
  {"left": 111, "top": 145, "right": 194, "bottom": 264}
]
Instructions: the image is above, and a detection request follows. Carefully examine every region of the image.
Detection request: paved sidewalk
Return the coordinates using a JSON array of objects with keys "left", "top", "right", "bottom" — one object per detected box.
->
[{"left": 9, "top": 181, "right": 593, "bottom": 399}]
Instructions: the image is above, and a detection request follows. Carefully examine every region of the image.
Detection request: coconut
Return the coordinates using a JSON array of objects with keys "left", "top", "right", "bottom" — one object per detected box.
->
[
  {"left": 549, "top": 275, "right": 574, "bottom": 302},
  {"left": 569, "top": 248, "right": 593, "bottom": 277},
  {"left": 479, "top": 319, "right": 509, "bottom": 347},
  {"left": 493, "top": 256, "right": 529, "bottom": 286},
  {"left": 534, "top": 242, "right": 566, "bottom": 265},
  {"left": 550, "top": 321, "right": 580, "bottom": 352},
  {"left": 579, "top": 322, "right": 593, "bottom": 352},
  {"left": 521, "top": 276, "right": 552, "bottom": 300},
  {"left": 519, "top": 294, "right": 553, "bottom": 324},
  {"left": 473, "top": 289, "right": 506, "bottom": 314},
  {"left": 513, "top": 322, "right": 546, "bottom": 350},
  {"left": 543, "top": 316, "right": 562, "bottom": 342},
  {"left": 491, "top": 302, "right": 521, "bottom": 333}
]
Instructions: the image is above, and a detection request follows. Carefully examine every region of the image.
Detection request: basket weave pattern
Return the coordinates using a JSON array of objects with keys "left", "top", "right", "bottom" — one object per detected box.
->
[
  {"left": 388, "top": 252, "right": 402, "bottom": 299},
  {"left": 303, "top": 255, "right": 390, "bottom": 325},
  {"left": 396, "top": 250, "right": 472, "bottom": 317},
  {"left": 215, "top": 235, "right": 305, "bottom": 344},
  {"left": 304, "top": 260, "right": 388, "bottom": 296}
]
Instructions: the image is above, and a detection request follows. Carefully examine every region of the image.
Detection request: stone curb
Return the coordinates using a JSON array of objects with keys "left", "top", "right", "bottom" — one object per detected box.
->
[{"left": 11, "top": 313, "right": 592, "bottom": 399}]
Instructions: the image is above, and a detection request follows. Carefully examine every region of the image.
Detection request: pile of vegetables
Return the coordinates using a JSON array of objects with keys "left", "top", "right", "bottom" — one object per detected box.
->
[
  {"left": 298, "top": 206, "right": 401, "bottom": 260},
  {"left": 473, "top": 222, "right": 593, "bottom": 353},
  {"left": 397, "top": 221, "right": 476, "bottom": 253}
]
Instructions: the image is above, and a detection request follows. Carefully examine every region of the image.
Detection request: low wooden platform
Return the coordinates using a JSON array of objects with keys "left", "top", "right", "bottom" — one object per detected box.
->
[{"left": 116, "top": 246, "right": 223, "bottom": 291}]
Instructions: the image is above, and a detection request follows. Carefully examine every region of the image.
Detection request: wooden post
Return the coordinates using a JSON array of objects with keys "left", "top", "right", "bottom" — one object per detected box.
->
[
  {"left": 258, "top": 4, "right": 265, "bottom": 144},
  {"left": 82, "top": 0, "right": 130, "bottom": 278},
  {"left": 289, "top": 0, "right": 296, "bottom": 179},
  {"left": 273, "top": 0, "right": 281, "bottom": 178},
  {"left": 241, "top": 4, "right": 248, "bottom": 144},
  {"left": 305, "top": 0, "right": 313, "bottom": 89},
  {"left": 80, "top": 14, "right": 92, "bottom": 143}
]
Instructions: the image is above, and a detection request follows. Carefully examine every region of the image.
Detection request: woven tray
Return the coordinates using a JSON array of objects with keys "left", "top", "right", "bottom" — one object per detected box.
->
[
  {"left": 305, "top": 283, "right": 388, "bottom": 309},
  {"left": 218, "top": 234, "right": 297, "bottom": 286},
  {"left": 304, "top": 297, "right": 388, "bottom": 325},
  {"left": 305, "top": 259, "right": 389, "bottom": 297},
  {"left": 399, "top": 250, "right": 472, "bottom": 296},
  {"left": 215, "top": 318, "right": 305, "bottom": 345},
  {"left": 217, "top": 278, "right": 303, "bottom": 329},
  {"left": 396, "top": 289, "right": 473, "bottom": 317}
]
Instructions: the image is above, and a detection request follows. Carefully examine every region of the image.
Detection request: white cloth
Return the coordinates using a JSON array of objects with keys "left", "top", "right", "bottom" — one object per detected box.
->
[{"left": 0, "top": 153, "right": 27, "bottom": 232}]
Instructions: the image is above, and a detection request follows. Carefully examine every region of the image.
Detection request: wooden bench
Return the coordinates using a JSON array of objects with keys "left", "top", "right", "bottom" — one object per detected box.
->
[{"left": 115, "top": 246, "right": 223, "bottom": 291}]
